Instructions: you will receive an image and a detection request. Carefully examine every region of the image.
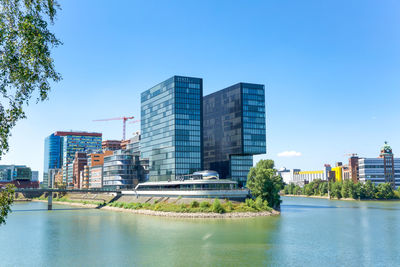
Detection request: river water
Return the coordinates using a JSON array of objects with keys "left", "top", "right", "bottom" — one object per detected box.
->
[{"left": 1, "top": 197, "right": 399, "bottom": 266}]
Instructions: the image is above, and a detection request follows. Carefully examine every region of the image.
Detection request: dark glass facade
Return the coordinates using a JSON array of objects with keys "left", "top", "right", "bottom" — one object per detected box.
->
[
  {"left": 141, "top": 76, "right": 203, "bottom": 181},
  {"left": 203, "top": 83, "right": 266, "bottom": 187}
]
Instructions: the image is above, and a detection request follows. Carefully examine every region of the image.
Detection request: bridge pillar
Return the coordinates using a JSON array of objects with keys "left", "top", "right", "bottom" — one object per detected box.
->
[{"left": 48, "top": 192, "right": 53, "bottom": 210}]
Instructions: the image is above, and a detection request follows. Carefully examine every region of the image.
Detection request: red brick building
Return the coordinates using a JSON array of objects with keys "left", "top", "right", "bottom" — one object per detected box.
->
[{"left": 73, "top": 152, "right": 87, "bottom": 189}]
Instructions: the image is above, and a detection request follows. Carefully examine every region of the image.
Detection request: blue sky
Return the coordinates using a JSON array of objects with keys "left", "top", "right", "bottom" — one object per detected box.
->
[{"left": 1, "top": 0, "right": 400, "bottom": 179}]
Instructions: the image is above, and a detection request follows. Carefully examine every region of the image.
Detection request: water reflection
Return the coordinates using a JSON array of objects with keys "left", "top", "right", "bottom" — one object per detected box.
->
[{"left": 1, "top": 199, "right": 399, "bottom": 266}]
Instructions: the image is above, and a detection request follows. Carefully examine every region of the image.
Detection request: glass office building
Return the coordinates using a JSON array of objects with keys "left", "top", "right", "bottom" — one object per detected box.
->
[
  {"left": 203, "top": 83, "right": 266, "bottom": 187},
  {"left": 103, "top": 150, "right": 135, "bottom": 189},
  {"left": 141, "top": 76, "right": 203, "bottom": 181},
  {"left": 60, "top": 132, "right": 102, "bottom": 186},
  {"left": 43, "top": 131, "right": 102, "bottom": 187},
  {"left": 43, "top": 134, "right": 62, "bottom": 188}
]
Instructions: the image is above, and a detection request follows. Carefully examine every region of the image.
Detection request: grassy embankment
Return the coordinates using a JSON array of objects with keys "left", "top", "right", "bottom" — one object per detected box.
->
[
  {"left": 36, "top": 195, "right": 273, "bottom": 214},
  {"left": 108, "top": 198, "right": 272, "bottom": 213}
]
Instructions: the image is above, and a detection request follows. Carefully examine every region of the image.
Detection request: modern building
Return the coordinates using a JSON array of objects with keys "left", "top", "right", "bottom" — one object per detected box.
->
[
  {"left": 203, "top": 83, "right": 266, "bottom": 187},
  {"left": 43, "top": 133, "right": 62, "bottom": 188},
  {"left": 43, "top": 131, "right": 102, "bottom": 188},
  {"left": 121, "top": 139, "right": 131, "bottom": 150},
  {"left": 126, "top": 132, "right": 149, "bottom": 182},
  {"left": 72, "top": 152, "right": 88, "bottom": 189},
  {"left": 278, "top": 168, "right": 301, "bottom": 184},
  {"left": 31, "top": 171, "right": 39, "bottom": 182},
  {"left": 85, "top": 150, "right": 113, "bottom": 189},
  {"left": 331, "top": 162, "right": 343, "bottom": 182},
  {"left": 0, "top": 165, "right": 39, "bottom": 188},
  {"left": 103, "top": 150, "right": 136, "bottom": 189},
  {"left": 359, "top": 142, "right": 399, "bottom": 188},
  {"left": 278, "top": 165, "right": 331, "bottom": 186},
  {"left": 141, "top": 76, "right": 203, "bottom": 181},
  {"left": 102, "top": 140, "right": 122, "bottom": 151},
  {"left": 89, "top": 165, "right": 103, "bottom": 188}
]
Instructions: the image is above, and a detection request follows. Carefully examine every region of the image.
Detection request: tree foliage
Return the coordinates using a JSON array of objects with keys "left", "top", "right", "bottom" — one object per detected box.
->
[
  {"left": 0, "top": 0, "right": 61, "bottom": 158},
  {"left": 284, "top": 179, "right": 400, "bottom": 200},
  {"left": 0, "top": 184, "right": 15, "bottom": 225},
  {"left": 246, "top": 159, "right": 283, "bottom": 210}
]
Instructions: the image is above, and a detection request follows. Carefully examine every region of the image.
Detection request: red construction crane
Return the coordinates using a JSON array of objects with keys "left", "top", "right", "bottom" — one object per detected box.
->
[{"left": 93, "top": 116, "right": 134, "bottom": 140}]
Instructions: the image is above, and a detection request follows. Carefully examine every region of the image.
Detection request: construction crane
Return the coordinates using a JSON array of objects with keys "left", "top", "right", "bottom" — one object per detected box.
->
[{"left": 93, "top": 116, "right": 134, "bottom": 140}]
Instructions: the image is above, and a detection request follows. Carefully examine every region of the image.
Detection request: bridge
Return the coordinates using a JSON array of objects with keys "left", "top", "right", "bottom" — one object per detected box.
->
[{"left": 15, "top": 188, "right": 124, "bottom": 210}]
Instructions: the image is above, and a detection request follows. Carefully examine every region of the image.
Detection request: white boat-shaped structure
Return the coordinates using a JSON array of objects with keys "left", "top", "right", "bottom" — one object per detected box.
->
[{"left": 122, "top": 171, "right": 249, "bottom": 200}]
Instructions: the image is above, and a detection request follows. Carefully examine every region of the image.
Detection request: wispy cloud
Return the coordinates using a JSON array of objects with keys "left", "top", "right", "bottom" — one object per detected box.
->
[{"left": 277, "top": 151, "right": 302, "bottom": 157}]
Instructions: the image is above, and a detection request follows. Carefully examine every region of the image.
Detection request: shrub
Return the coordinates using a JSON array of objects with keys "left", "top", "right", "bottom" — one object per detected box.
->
[
  {"left": 245, "top": 198, "right": 256, "bottom": 209},
  {"left": 255, "top": 197, "right": 264, "bottom": 211},
  {"left": 225, "top": 200, "right": 233, "bottom": 212},
  {"left": 190, "top": 200, "right": 199, "bottom": 208},
  {"left": 200, "top": 201, "right": 211, "bottom": 208},
  {"left": 211, "top": 199, "right": 225, "bottom": 214},
  {"left": 234, "top": 203, "right": 257, "bottom": 212}
]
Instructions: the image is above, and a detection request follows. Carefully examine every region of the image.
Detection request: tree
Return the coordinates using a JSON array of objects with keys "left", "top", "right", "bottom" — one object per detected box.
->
[
  {"left": 362, "top": 180, "right": 376, "bottom": 199},
  {"left": 341, "top": 180, "right": 352, "bottom": 199},
  {"left": 375, "top": 183, "right": 394, "bottom": 200},
  {"left": 0, "top": 184, "right": 15, "bottom": 225},
  {"left": 330, "top": 181, "right": 342, "bottom": 199},
  {"left": 246, "top": 159, "right": 284, "bottom": 210},
  {"left": 0, "top": 0, "right": 61, "bottom": 159},
  {"left": 319, "top": 182, "right": 328, "bottom": 196}
]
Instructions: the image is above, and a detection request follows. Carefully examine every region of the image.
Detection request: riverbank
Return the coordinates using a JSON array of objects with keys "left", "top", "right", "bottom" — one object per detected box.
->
[
  {"left": 283, "top": 194, "right": 400, "bottom": 201},
  {"left": 32, "top": 194, "right": 279, "bottom": 218},
  {"left": 283, "top": 194, "right": 354, "bottom": 201}
]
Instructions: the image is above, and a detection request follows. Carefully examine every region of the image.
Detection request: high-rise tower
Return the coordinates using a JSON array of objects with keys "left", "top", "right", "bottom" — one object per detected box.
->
[
  {"left": 141, "top": 76, "right": 203, "bottom": 181},
  {"left": 203, "top": 83, "right": 266, "bottom": 187}
]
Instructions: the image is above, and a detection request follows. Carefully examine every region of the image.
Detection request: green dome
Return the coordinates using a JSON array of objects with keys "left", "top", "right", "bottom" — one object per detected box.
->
[{"left": 381, "top": 141, "right": 392, "bottom": 153}]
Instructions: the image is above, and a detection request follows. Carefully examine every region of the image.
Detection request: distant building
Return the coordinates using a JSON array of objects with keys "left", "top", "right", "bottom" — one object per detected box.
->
[
  {"left": 348, "top": 154, "right": 359, "bottom": 183},
  {"left": 43, "top": 133, "right": 62, "bottom": 188},
  {"left": 0, "top": 165, "right": 39, "bottom": 188},
  {"left": 331, "top": 162, "right": 343, "bottom": 182},
  {"left": 43, "top": 131, "right": 102, "bottom": 188},
  {"left": 359, "top": 142, "right": 399, "bottom": 188},
  {"left": 121, "top": 139, "right": 131, "bottom": 150},
  {"left": 278, "top": 165, "right": 331, "bottom": 186},
  {"left": 127, "top": 132, "right": 149, "bottom": 182},
  {"left": 278, "top": 168, "right": 301, "bottom": 184},
  {"left": 72, "top": 152, "right": 88, "bottom": 189},
  {"left": 31, "top": 171, "right": 39, "bottom": 182},
  {"left": 89, "top": 165, "right": 103, "bottom": 188},
  {"left": 86, "top": 150, "right": 113, "bottom": 189},
  {"left": 54, "top": 170, "right": 63, "bottom": 188},
  {"left": 141, "top": 76, "right": 203, "bottom": 181},
  {"left": 102, "top": 140, "right": 121, "bottom": 151},
  {"left": 47, "top": 168, "right": 60, "bottom": 188},
  {"left": 203, "top": 83, "right": 266, "bottom": 187},
  {"left": 103, "top": 150, "right": 135, "bottom": 189}
]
